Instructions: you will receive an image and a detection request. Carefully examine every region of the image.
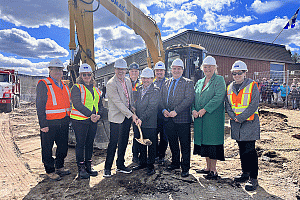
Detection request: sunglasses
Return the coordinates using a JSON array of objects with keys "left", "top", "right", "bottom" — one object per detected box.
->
[
  {"left": 232, "top": 72, "right": 244, "bottom": 76},
  {"left": 82, "top": 73, "right": 92, "bottom": 77}
]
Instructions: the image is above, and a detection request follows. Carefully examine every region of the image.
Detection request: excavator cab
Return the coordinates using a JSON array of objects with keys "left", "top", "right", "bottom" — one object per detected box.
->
[{"left": 165, "top": 44, "right": 206, "bottom": 83}]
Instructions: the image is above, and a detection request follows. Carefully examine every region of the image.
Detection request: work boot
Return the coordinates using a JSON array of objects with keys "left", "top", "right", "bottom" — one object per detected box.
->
[
  {"left": 78, "top": 162, "right": 90, "bottom": 179},
  {"left": 245, "top": 178, "right": 258, "bottom": 191},
  {"left": 56, "top": 167, "right": 71, "bottom": 176},
  {"left": 85, "top": 160, "right": 98, "bottom": 176},
  {"left": 47, "top": 172, "right": 62, "bottom": 181},
  {"left": 234, "top": 172, "right": 250, "bottom": 183}
]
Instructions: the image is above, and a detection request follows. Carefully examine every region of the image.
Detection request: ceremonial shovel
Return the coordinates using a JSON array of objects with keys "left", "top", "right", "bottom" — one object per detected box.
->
[{"left": 135, "top": 124, "right": 152, "bottom": 146}]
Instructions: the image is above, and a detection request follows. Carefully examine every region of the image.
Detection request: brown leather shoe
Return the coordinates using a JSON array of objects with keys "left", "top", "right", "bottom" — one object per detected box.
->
[{"left": 47, "top": 172, "right": 62, "bottom": 181}]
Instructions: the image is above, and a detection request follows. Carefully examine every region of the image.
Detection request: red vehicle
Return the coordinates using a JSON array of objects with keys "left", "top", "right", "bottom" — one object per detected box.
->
[{"left": 0, "top": 69, "right": 20, "bottom": 112}]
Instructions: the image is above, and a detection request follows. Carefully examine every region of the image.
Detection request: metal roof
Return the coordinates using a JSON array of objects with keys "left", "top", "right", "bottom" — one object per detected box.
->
[{"left": 95, "top": 30, "right": 293, "bottom": 79}]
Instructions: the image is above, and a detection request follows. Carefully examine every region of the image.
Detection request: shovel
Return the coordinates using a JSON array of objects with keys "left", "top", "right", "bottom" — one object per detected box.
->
[{"left": 135, "top": 124, "right": 152, "bottom": 146}]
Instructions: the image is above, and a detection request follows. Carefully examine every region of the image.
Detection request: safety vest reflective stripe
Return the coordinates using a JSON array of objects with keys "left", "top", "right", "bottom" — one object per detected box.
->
[
  {"left": 46, "top": 108, "right": 71, "bottom": 114},
  {"left": 70, "top": 84, "right": 100, "bottom": 120},
  {"left": 44, "top": 78, "right": 57, "bottom": 106},
  {"left": 133, "top": 82, "right": 139, "bottom": 91},
  {"left": 227, "top": 81, "right": 258, "bottom": 120}
]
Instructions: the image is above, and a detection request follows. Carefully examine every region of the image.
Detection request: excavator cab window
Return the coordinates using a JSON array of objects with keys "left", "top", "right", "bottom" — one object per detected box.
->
[{"left": 165, "top": 46, "right": 205, "bottom": 82}]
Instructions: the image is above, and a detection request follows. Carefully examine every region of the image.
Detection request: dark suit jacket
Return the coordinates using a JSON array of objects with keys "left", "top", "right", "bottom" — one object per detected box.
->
[{"left": 160, "top": 76, "right": 195, "bottom": 123}]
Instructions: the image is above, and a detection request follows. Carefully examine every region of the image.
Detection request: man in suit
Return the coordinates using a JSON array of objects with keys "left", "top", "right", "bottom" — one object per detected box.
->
[
  {"left": 103, "top": 58, "right": 138, "bottom": 177},
  {"left": 160, "top": 58, "right": 195, "bottom": 177}
]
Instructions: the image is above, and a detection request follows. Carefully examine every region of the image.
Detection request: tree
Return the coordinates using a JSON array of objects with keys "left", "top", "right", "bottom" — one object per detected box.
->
[{"left": 291, "top": 52, "right": 300, "bottom": 63}]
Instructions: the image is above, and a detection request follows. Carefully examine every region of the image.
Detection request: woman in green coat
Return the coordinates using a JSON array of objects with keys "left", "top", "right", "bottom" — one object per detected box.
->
[{"left": 192, "top": 56, "right": 226, "bottom": 179}]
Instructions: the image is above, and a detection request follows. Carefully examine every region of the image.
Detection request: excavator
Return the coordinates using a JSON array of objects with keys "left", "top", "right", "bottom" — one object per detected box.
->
[{"left": 67, "top": 0, "right": 206, "bottom": 148}]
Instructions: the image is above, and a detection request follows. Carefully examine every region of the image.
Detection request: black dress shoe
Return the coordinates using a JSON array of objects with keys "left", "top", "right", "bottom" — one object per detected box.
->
[
  {"left": 133, "top": 165, "right": 147, "bottom": 171},
  {"left": 167, "top": 165, "right": 180, "bottom": 171},
  {"left": 205, "top": 171, "right": 220, "bottom": 180},
  {"left": 147, "top": 168, "right": 155, "bottom": 176},
  {"left": 181, "top": 171, "right": 189, "bottom": 177},
  {"left": 195, "top": 168, "right": 210, "bottom": 174}
]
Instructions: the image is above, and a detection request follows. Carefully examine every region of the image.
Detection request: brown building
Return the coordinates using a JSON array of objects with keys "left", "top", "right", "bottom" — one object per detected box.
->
[{"left": 95, "top": 30, "right": 294, "bottom": 85}]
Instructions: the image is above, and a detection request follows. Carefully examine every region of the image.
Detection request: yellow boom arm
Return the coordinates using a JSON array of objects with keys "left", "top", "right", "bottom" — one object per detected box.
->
[{"left": 68, "top": 0, "right": 165, "bottom": 70}]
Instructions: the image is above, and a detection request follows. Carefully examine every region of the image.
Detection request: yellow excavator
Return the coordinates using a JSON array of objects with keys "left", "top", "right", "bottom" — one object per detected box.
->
[
  {"left": 68, "top": 0, "right": 205, "bottom": 84},
  {"left": 67, "top": 0, "right": 206, "bottom": 148}
]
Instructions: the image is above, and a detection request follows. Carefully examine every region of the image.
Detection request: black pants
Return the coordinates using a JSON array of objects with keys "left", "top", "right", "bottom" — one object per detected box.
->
[
  {"left": 132, "top": 123, "right": 139, "bottom": 159},
  {"left": 237, "top": 140, "right": 258, "bottom": 179},
  {"left": 165, "top": 120, "right": 191, "bottom": 172},
  {"left": 156, "top": 119, "right": 168, "bottom": 159},
  {"left": 72, "top": 119, "right": 97, "bottom": 166},
  {"left": 133, "top": 126, "right": 157, "bottom": 169},
  {"left": 40, "top": 124, "right": 69, "bottom": 174},
  {"left": 104, "top": 117, "right": 132, "bottom": 170}
]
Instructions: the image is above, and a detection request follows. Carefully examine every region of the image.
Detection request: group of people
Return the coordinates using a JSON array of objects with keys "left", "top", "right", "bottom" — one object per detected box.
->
[
  {"left": 36, "top": 55, "right": 261, "bottom": 192},
  {"left": 36, "top": 59, "right": 104, "bottom": 180},
  {"left": 259, "top": 78, "right": 296, "bottom": 108}
]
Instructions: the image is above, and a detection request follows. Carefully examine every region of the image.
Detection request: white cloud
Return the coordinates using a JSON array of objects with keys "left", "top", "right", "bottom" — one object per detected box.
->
[
  {"left": 200, "top": 12, "right": 253, "bottom": 31},
  {"left": 190, "top": 0, "right": 237, "bottom": 12},
  {"left": 221, "top": 17, "right": 300, "bottom": 51},
  {"left": 0, "top": 28, "right": 68, "bottom": 59},
  {"left": 94, "top": 26, "right": 145, "bottom": 66},
  {"left": 0, "top": 54, "right": 49, "bottom": 76},
  {"left": 163, "top": 10, "right": 197, "bottom": 30},
  {"left": 250, "top": 0, "right": 282, "bottom": 14}
]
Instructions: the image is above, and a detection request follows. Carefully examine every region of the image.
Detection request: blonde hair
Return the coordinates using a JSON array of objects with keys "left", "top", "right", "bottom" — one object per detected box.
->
[
  {"left": 76, "top": 74, "right": 96, "bottom": 86},
  {"left": 200, "top": 65, "right": 218, "bottom": 75}
]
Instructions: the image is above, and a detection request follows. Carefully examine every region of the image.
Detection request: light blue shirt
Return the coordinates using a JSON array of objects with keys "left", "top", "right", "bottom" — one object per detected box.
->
[
  {"left": 50, "top": 76, "right": 63, "bottom": 89},
  {"left": 163, "top": 76, "right": 181, "bottom": 113}
]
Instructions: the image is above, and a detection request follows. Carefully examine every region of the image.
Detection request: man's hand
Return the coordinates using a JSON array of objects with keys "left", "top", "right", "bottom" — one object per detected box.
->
[
  {"left": 169, "top": 110, "right": 177, "bottom": 118},
  {"left": 198, "top": 109, "right": 206, "bottom": 117},
  {"left": 163, "top": 110, "right": 170, "bottom": 118},
  {"left": 41, "top": 127, "right": 49, "bottom": 133},
  {"left": 135, "top": 119, "right": 142, "bottom": 127},
  {"left": 192, "top": 110, "right": 198, "bottom": 118},
  {"left": 132, "top": 114, "right": 138, "bottom": 123}
]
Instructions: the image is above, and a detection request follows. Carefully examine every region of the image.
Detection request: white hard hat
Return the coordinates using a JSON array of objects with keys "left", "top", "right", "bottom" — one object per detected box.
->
[
  {"left": 140, "top": 67, "right": 154, "bottom": 78},
  {"left": 114, "top": 58, "right": 127, "bottom": 69},
  {"left": 48, "top": 58, "right": 64, "bottom": 68},
  {"left": 79, "top": 63, "right": 93, "bottom": 73},
  {"left": 154, "top": 61, "right": 165, "bottom": 70},
  {"left": 171, "top": 58, "right": 184, "bottom": 69},
  {"left": 231, "top": 60, "right": 248, "bottom": 72},
  {"left": 202, "top": 56, "right": 217, "bottom": 66}
]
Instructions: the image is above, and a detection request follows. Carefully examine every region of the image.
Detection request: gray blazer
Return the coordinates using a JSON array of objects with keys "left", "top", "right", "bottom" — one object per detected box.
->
[
  {"left": 225, "top": 78, "right": 260, "bottom": 141},
  {"left": 160, "top": 76, "right": 194, "bottom": 123},
  {"left": 107, "top": 75, "right": 134, "bottom": 124},
  {"left": 135, "top": 83, "right": 160, "bottom": 129}
]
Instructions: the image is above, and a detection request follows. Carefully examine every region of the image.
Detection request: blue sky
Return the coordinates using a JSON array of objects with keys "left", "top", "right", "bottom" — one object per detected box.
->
[{"left": 0, "top": 0, "right": 299, "bottom": 76}]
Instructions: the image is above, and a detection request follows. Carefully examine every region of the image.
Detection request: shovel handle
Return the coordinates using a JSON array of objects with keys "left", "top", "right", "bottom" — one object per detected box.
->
[{"left": 137, "top": 124, "right": 143, "bottom": 140}]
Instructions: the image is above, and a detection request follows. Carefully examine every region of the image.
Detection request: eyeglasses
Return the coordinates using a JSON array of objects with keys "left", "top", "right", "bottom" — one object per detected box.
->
[
  {"left": 232, "top": 71, "right": 244, "bottom": 76},
  {"left": 82, "top": 73, "right": 92, "bottom": 77}
]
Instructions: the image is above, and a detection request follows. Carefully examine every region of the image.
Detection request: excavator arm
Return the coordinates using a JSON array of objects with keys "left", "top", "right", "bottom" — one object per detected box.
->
[
  {"left": 68, "top": 0, "right": 164, "bottom": 75},
  {"left": 99, "top": 0, "right": 165, "bottom": 67}
]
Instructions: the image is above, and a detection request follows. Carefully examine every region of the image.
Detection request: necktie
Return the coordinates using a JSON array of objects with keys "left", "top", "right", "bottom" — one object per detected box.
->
[{"left": 167, "top": 79, "right": 176, "bottom": 110}]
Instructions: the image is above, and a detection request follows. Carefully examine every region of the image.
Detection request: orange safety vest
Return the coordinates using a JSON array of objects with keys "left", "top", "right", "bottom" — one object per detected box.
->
[
  {"left": 227, "top": 81, "right": 259, "bottom": 121},
  {"left": 39, "top": 77, "right": 71, "bottom": 120}
]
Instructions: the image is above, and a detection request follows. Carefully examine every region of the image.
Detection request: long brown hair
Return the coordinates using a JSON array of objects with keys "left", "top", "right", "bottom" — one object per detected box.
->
[{"left": 76, "top": 74, "right": 96, "bottom": 86}]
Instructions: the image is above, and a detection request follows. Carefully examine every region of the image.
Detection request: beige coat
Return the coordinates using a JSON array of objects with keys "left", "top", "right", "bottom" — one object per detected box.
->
[{"left": 107, "top": 75, "right": 134, "bottom": 123}]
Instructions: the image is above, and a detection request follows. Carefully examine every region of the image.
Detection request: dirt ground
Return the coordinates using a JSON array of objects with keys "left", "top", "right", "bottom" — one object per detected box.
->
[{"left": 1, "top": 102, "right": 300, "bottom": 199}]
